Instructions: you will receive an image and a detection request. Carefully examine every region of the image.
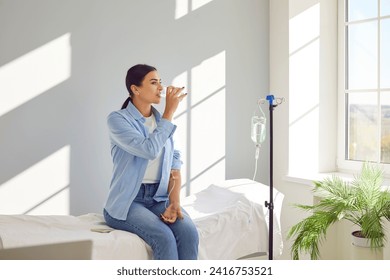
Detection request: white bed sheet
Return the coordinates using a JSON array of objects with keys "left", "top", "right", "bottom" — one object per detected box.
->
[
  {"left": 0, "top": 179, "right": 284, "bottom": 259},
  {"left": 0, "top": 213, "right": 152, "bottom": 259},
  {"left": 184, "top": 179, "right": 284, "bottom": 259}
]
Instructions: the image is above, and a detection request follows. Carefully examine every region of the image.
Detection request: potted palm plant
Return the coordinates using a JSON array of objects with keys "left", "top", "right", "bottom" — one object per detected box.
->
[{"left": 287, "top": 163, "right": 390, "bottom": 260}]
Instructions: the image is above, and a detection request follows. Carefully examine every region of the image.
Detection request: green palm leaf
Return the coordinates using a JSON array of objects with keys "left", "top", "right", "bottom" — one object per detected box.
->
[{"left": 287, "top": 163, "right": 390, "bottom": 259}]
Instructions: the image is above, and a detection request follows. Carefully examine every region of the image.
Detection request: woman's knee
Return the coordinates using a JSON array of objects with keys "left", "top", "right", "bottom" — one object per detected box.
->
[
  {"left": 174, "top": 219, "right": 199, "bottom": 245},
  {"left": 175, "top": 222, "right": 199, "bottom": 260}
]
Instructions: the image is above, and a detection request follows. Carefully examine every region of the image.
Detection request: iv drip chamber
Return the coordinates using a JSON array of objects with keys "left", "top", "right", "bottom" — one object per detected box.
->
[{"left": 251, "top": 116, "right": 266, "bottom": 145}]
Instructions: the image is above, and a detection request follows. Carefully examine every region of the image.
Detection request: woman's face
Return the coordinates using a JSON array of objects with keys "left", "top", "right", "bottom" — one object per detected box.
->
[{"left": 134, "top": 70, "right": 163, "bottom": 104}]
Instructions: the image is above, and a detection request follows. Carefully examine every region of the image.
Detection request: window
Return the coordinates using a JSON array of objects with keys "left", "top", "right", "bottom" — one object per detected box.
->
[{"left": 339, "top": 0, "right": 390, "bottom": 171}]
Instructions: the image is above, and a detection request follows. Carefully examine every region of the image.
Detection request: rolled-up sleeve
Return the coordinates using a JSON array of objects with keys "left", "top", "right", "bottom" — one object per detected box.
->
[{"left": 171, "top": 149, "right": 183, "bottom": 170}]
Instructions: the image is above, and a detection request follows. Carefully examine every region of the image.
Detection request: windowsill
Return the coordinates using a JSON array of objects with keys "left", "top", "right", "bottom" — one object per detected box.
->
[
  {"left": 285, "top": 171, "right": 355, "bottom": 187},
  {"left": 285, "top": 171, "right": 390, "bottom": 188}
]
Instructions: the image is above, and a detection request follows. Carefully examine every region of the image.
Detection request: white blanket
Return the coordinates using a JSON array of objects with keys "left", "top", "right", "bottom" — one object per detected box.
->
[{"left": 0, "top": 179, "right": 284, "bottom": 259}]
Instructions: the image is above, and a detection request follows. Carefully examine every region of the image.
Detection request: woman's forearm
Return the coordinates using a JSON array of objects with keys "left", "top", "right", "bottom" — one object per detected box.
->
[
  {"left": 160, "top": 169, "right": 183, "bottom": 223},
  {"left": 168, "top": 169, "right": 181, "bottom": 206}
]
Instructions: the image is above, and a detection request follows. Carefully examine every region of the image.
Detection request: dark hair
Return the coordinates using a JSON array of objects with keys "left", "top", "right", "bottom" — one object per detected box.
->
[{"left": 121, "top": 64, "right": 157, "bottom": 109}]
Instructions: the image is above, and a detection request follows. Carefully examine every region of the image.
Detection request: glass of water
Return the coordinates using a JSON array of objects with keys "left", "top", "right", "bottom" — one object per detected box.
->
[{"left": 160, "top": 85, "right": 187, "bottom": 98}]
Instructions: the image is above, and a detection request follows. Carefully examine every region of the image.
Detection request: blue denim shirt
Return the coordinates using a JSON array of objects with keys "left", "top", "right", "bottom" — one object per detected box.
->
[{"left": 104, "top": 101, "right": 182, "bottom": 220}]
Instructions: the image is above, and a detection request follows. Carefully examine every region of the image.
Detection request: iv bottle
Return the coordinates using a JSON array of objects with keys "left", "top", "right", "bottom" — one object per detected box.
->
[{"left": 251, "top": 116, "right": 266, "bottom": 145}]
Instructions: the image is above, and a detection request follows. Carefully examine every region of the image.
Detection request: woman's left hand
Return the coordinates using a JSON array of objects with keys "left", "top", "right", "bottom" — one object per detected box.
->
[{"left": 161, "top": 203, "right": 184, "bottom": 224}]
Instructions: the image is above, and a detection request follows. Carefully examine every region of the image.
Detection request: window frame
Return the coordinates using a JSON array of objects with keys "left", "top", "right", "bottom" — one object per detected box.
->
[{"left": 337, "top": 0, "right": 390, "bottom": 174}]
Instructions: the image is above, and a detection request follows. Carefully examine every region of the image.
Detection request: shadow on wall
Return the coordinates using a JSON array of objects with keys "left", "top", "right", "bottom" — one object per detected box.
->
[{"left": 0, "top": 0, "right": 269, "bottom": 215}]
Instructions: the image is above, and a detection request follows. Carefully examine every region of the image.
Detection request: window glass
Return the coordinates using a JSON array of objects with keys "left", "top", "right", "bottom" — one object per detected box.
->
[
  {"left": 348, "top": 92, "right": 378, "bottom": 162},
  {"left": 342, "top": 1, "right": 390, "bottom": 168},
  {"left": 348, "top": 0, "right": 377, "bottom": 21},
  {"left": 381, "top": 19, "right": 390, "bottom": 88},
  {"left": 381, "top": 0, "right": 390, "bottom": 16},
  {"left": 381, "top": 92, "right": 390, "bottom": 163},
  {"left": 347, "top": 21, "right": 377, "bottom": 90}
]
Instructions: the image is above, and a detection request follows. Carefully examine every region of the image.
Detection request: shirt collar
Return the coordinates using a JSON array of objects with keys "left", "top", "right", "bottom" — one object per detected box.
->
[{"left": 126, "top": 100, "right": 162, "bottom": 122}]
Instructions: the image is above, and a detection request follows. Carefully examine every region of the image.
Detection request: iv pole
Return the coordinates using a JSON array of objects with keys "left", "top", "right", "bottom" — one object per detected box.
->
[{"left": 263, "top": 94, "right": 283, "bottom": 260}]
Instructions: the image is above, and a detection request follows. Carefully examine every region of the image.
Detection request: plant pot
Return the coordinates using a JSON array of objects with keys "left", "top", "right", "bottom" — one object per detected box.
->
[{"left": 351, "top": 230, "right": 383, "bottom": 260}]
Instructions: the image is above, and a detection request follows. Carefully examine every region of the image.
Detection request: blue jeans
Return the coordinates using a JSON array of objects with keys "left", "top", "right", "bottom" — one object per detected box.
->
[{"left": 103, "top": 183, "right": 199, "bottom": 260}]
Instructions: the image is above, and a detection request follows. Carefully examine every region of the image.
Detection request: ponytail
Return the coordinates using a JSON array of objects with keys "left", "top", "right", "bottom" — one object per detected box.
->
[{"left": 121, "top": 97, "right": 131, "bottom": 109}]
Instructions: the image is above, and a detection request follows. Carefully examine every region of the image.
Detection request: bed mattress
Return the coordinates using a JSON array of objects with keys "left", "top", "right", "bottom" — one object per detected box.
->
[{"left": 0, "top": 179, "right": 284, "bottom": 259}]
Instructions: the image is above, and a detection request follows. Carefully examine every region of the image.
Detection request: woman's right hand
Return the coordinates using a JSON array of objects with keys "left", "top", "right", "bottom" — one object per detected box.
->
[
  {"left": 162, "top": 86, "right": 187, "bottom": 121},
  {"left": 160, "top": 202, "right": 184, "bottom": 224}
]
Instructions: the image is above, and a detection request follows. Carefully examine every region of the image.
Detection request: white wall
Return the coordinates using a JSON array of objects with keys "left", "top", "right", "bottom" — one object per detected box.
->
[
  {"left": 0, "top": 0, "right": 269, "bottom": 215},
  {"left": 270, "top": 0, "right": 338, "bottom": 259}
]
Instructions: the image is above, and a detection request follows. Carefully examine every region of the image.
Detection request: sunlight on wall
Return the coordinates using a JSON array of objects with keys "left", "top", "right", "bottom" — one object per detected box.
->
[
  {"left": 175, "top": 0, "right": 214, "bottom": 19},
  {"left": 0, "top": 33, "right": 71, "bottom": 116},
  {"left": 172, "top": 72, "right": 189, "bottom": 116},
  {"left": 0, "top": 146, "right": 70, "bottom": 215},
  {"left": 166, "top": 53, "right": 226, "bottom": 196},
  {"left": 289, "top": 4, "right": 320, "bottom": 54},
  {"left": 172, "top": 71, "right": 189, "bottom": 188},
  {"left": 192, "top": 0, "right": 214, "bottom": 11},
  {"left": 189, "top": 51, "right": 226, "bottom": 194},
  {"left": 289, "top": 3, "right": 320, "bottom": 175},
  {"left": 175, "top": 0, "right": 189, "bottom": 19}
]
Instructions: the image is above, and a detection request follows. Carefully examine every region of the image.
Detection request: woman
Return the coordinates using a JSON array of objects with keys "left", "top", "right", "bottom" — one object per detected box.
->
[{"left": 103, "top": 64, "right": 199, "bottom": 260}]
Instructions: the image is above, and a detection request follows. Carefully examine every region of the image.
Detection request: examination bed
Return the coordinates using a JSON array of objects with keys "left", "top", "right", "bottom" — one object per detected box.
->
[{"left": 0, "top": 179, "right": 284, "bottom": 260}]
